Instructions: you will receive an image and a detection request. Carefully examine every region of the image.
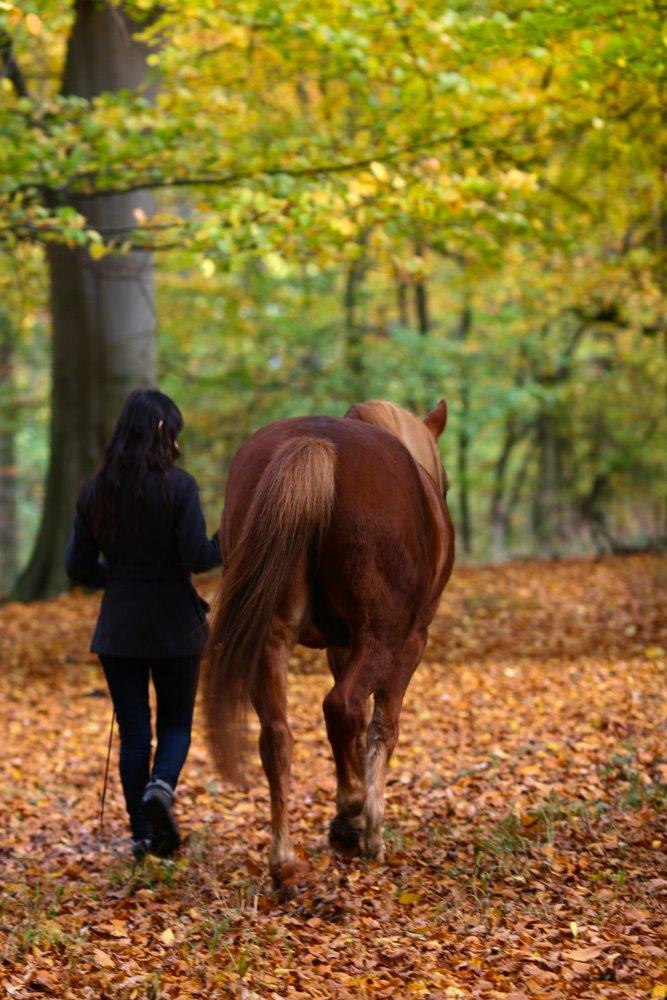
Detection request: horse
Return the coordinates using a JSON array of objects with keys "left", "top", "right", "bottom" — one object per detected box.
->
[{"left": 205, "top": 400, "right": 454, "bottom": 890}]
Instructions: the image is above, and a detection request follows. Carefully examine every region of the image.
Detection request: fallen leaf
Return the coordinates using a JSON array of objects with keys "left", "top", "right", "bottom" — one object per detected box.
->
[
  {"left": 563, "top": 947, "right": 603, "bottom": 963},
  {"left": 92, "top": 949, "right": 114, "bottom": 969},
  {"left": 397, "top": 891, "right": 421, "bottom": 905}
]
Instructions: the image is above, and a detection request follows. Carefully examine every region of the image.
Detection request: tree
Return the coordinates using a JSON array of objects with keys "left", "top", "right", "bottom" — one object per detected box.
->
[
  {"left": 0, "top": 309, "right": 17, "bottom": 593},
  {"left": 7, "top": 2, "right": 156, "bottom": 598}
]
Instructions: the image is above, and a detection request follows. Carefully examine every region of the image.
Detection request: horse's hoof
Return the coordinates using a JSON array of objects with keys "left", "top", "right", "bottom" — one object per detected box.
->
[
  {"left": 270, "top": 858, "right": 309, "bottom": 899},
  {"left": 361, "top": 837, "right": 385, "bottom": 862},
  {"left": 329, "top": 813, "right": 363, "bottom": 852}
]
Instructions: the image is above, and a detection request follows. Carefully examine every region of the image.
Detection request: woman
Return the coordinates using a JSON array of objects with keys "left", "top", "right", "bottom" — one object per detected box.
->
[{"left": 65, "top": 389, "right": 221, "bottom": 860}]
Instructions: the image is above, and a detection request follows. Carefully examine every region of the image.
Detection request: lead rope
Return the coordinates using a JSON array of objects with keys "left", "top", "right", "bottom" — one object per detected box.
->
[{"left": 99, "top": 708, "right": 116, "bottom": 835}]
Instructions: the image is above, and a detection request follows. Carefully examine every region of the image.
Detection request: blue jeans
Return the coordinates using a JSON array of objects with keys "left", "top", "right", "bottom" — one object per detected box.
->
[{"left": 100, "top": 655, "right": 199, "bottom": 839}]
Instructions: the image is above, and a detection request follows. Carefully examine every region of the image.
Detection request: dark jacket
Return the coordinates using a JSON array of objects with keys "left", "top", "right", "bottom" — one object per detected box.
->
[{"left": 65, "top": 467, "right": 222, "bottom": 658}]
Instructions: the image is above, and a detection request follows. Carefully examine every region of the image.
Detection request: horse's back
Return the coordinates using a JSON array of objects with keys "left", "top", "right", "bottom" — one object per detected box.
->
[{"left": 224, "top": 414, "right": 426, "bottom": 538}]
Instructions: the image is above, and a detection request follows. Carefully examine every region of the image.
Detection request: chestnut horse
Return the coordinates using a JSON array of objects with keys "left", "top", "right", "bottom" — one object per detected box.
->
[{"left": 205, "top": 400, "right": 454, "bottom": 888}]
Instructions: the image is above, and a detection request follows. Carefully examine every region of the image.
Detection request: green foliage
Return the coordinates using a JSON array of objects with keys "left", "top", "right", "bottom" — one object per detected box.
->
[{"left": 0, "top": 0, "right": 664, "bottom": 569}]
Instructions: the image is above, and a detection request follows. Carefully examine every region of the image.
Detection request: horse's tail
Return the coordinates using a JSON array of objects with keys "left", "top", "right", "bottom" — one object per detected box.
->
[{"left": 205, "top": 436, "right": 336, "bottom": 784}]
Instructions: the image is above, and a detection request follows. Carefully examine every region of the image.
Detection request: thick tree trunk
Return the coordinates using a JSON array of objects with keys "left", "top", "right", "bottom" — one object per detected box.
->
[
  {"left": 0, "top": 310, "right": 17, "bottom": 594},
  {"left": 11, "top": 2, "right": 156, "bottom": 600}
]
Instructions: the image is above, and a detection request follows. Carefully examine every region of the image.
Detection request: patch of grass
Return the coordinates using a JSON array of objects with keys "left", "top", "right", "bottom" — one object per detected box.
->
[
  {"left": 469, "top": 813, "right": 533, "bottom": 903},
  {"left": 204, "top": 915, "right": 233, "bottom": 953},
  {"left": 620, "top": 771, "right": 666, "bottom": 810},
  {"left": 146, "top": 972, "right": 164, "bottom": 1000},
  {"left": 227, "top": 945, "right": 253, "bottom": 978},
  {"left": 529, "top": 794, "right": 608, "bottom": 840},
  {"left": 600, "top": 749, "right": 666, "bottom": 810},
  {"left": 479, "top": 812, "right": 531, "bottom": 860},
  {"left": 383, "top": 824, "right": 406, "bottom": 853},
  {"left": 184, "top": 826, "right": 214, "bottom": 864},
  {"left": 106, "top": 854, "right": 188, "bottom": 894}
]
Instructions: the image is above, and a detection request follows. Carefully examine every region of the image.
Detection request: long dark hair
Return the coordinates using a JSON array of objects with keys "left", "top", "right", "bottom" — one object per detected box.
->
[{"left": 90, "top": 388, "right": 183, "bottom": 539}]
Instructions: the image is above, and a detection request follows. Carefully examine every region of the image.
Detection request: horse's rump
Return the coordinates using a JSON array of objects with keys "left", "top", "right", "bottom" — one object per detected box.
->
[{"left": 223, "top": 415, "right": 441, "bottom": 633}]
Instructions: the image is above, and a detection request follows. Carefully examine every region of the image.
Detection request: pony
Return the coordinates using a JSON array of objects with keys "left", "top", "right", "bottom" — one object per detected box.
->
[{"left": 205, "top": 400, "right": 454, "bottom": 890}]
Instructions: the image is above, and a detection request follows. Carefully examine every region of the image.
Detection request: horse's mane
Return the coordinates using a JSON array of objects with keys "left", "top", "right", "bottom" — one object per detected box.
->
[{"left": 346, "top": 400, "right": 445, "bottom": 493}]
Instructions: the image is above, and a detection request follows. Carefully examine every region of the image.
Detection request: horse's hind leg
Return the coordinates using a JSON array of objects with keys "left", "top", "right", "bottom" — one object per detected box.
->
[
  {"left": 251, "top": 619, "right": 299, "bottom": 890},
  {"left": 363, "top": 628, "right": 427, "bottom": 860},
  {"left": 324, "top": 645, "right": 386, "bottom": 851}
]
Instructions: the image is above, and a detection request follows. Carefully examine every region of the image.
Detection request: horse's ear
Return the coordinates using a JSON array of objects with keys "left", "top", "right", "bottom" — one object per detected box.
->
[{"left": 424, "top": 399, "right": 448, "bottom": 439}]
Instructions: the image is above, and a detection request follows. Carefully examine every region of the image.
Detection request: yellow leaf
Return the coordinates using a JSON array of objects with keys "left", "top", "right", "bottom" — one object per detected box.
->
[
  {"left": 25, "top": 12, "right": 42, "bottom": 35},
  {"left": 651, "top": 986, "right": 667, "bottom": 1000},
  {"left": 331, "top": 217, "right": 356, "bottom": 237},
  {"left": 369, "top": 161, "right": 390, "bottom": 183},
  {"left": 570, "top": 920, "right": 578, "bottom": 938},
  {"left": 133, "top": 207, "right": 147, "bottom": 225},
  {"left": 645, "top": 646, "right": 664, "bottom": 659},
  {"left": 397, "top": 891, "right": 420, "bottom": 905},
  {"left": 93, "top": 949, "right": 114, "bottom": 969},
  {"left": 200, "top": 258, "right": 215, "bottom": 278},
  {"left": 264, "top": 252, "right": 290, "bottom": 278},
  {"left": 160, "top": 927, "right": 175, "bottom": 946},
  {"left": 89, "top": 243, "right": 107, "bottom": 260}
]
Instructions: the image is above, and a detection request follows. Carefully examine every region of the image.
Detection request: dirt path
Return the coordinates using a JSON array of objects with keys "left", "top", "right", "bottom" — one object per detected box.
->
[{"left": 1, "top": 556, "right": 665, "bottom": 998}]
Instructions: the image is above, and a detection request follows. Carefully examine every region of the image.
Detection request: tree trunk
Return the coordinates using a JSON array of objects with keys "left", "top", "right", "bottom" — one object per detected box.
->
[
  {"left": 344, "top": 260, "right": 364, "bottom": 395},
  {"left": 413, "top": 242, "right": 430, "bottom": 335},
  {"left": 504, "top": 442, "right": 534, "bottom": 554},
  {"left": 0, "top": 310, "right": 17, "bottom": 595},
  {"left": 489, "top": 421, "right": 516, "bottom": 563},
  {"left": 397, "top": 276, "right": 409, "bottom": 328},
  {"left": 343, "top": 235, "right": 369, "bottom": 399},
  {"left": 531, "top": 413, "right": 563, "bottom": 555},
  {"left": 11, "top": 1, "right": 156, "bottom": 600},
  {"left": 456, "top": 300, "right": 473, "bottom": 555}
]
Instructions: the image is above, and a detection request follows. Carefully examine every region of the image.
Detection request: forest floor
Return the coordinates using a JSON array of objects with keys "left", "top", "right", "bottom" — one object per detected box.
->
[{"left": 0, "top": 555, "right": 665, "bottom": 999}]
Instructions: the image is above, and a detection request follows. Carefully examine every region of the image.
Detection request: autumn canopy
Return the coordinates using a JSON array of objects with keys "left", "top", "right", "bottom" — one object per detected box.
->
[{"left": 0, "top": 0, "right": 664, "bottom": 595}]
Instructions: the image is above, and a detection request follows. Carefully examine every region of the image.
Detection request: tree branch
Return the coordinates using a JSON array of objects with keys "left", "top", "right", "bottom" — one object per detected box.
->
[{"left": 16, "top": 121, "right": 485, "bottom": 201}]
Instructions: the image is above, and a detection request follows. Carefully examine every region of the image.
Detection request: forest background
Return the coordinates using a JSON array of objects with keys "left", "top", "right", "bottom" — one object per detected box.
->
[{"left": 0, "top": 0, "right": 665, "bottom": 599}]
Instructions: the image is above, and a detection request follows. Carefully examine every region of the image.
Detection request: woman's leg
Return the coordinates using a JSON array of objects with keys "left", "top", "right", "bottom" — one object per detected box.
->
[
  {"left": 99, "top": 656, "right": 151, "bottom": 840},
  {"left": 150, "top": 656, "right": 199, "bottom": 790}
]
